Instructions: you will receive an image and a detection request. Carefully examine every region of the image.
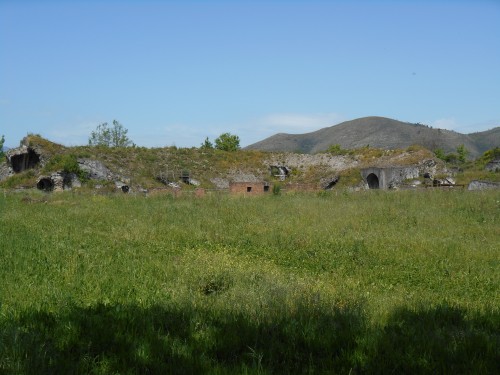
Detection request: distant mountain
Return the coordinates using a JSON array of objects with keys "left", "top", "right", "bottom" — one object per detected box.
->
[{"left": 245, "top": 116, "right": 500, "bottom": 157}]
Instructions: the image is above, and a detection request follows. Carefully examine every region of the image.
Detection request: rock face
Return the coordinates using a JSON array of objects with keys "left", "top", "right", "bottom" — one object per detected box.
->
[
  {"left": 468, "top": 180, "right": 500, "bottom": 190},
  {"left": 0, "top": 162, "right": 10, "bottom": 182},
  {"left": 417, "top": 159, "right": 439, "bottom": 177},
  {"left": 485, "top": 159, "right": 500, "bottom": 172},
  {"left": 77, "top": 158, "right": 115, "bottom": 180}
]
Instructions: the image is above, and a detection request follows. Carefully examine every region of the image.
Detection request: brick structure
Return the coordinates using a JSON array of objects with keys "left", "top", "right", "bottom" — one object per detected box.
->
[{"left": 229, "top": 181, "right": 271, "bottom": 195}]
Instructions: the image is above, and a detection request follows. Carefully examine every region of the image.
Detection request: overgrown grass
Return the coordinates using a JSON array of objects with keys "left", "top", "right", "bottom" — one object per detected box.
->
[{"left": 0, "top": 189, "right": 499, "bottom": 374}]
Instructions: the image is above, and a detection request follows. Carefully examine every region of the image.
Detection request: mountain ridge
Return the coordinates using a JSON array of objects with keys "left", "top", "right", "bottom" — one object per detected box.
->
[{"left": 245, "top": 116, "right": 499, "bottom": 157}]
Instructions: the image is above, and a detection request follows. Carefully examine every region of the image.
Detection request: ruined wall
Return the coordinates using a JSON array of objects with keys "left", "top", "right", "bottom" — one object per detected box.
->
[
  {"left": 229, "top": 182, "right": 270, "bottom": 195},
  {"left": 5, "top": 146, "right": 42, "bottom": 174},
  {"left": 36, "top": 172, "right": 81, "bottom": 192},
  {"left": 361, "top": 166, "right": 420, "bottom": 189}
]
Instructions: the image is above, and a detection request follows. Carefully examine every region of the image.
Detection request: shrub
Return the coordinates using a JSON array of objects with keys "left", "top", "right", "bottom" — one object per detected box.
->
[
  {"left": 214, "top": 133, "right": 240, "bottom": 151},
  {"left": 43, "top": 154, "right": 88, "bottom": 181},
  {"left": 326, "top": 144, "right": 348, "bottom": 155},
  {"left": 272, "top": 183, "right": 282, "bottom": 195}
]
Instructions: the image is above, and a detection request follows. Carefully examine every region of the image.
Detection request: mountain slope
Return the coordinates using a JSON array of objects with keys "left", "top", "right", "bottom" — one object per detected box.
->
[{"left": 245, "top": 116, "right": 499, "bottom": 157}]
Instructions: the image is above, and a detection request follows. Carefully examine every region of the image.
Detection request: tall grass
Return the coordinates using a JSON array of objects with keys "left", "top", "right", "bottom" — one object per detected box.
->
[{"left": 0, "top": 189, "right": 498, "bottom": 373}]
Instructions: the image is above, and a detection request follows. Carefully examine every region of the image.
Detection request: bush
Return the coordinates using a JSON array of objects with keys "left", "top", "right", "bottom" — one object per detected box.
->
[
  {"left": 43, "top": 154, "right": 88, "bottom": 181},
  {"left": 326, "top": 144, "right": 348, "bottom": 155},
  {"left": 272, "top": 183, "right": 282, "bottom": 195}
]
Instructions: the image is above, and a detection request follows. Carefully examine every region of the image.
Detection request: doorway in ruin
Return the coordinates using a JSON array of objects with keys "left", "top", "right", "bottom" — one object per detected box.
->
[
  {"left": 366, "top": 173, "right": 379, "bottom": 189},
  {"left": 11, "top": 148, "right": 40, "bottom": 173},
  {"left": 37, "top": 177, "right": 54, "bottom": 191}
]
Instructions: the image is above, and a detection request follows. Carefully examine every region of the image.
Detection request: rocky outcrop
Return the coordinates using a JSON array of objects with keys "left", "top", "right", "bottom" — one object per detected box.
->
[
  {"left": 485, "top": 159, "right": 500, "bottom": 172},
  {"left": 0, "top": 161, "right": 10, "bottom": 182},
  {"left": 417, "top": 159, "right": 439, "bottom": 177},
  {"left": 77, "top": 158, "right": 116, "bottom": 180},
  {"left": 468, "top": 180, "right": 500, "bottom": 190}
]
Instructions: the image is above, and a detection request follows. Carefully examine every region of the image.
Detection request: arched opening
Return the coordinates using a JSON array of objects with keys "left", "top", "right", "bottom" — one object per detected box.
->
[
  {"left": 11, "top": 148, "right": 40, "bottom": 173},
  {"left": 37, "top": 177, "right": 54, "bottom": 191},
  {"left": 366, "top": 173, "right": 379, "bottom": 189}
]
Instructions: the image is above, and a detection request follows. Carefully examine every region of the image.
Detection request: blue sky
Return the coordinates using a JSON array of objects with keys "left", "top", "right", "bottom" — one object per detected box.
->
[{"left": 1, "top": 0, "right": 499, "bottom": 148}]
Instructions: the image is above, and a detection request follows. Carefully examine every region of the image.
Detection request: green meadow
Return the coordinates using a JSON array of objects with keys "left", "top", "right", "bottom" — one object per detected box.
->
[{"left": 0, "top": 189, "right": 498, "bottom": 374}]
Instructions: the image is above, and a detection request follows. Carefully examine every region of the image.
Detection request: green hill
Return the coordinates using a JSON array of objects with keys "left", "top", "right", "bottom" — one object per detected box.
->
[{"left": 245, "top": 116, "right": 500, "bottom": 157}]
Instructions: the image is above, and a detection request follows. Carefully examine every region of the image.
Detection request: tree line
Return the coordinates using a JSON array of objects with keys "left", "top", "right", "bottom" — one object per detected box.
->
[{"left": 88, "top": 121, "right": 240, "bottom": 151}]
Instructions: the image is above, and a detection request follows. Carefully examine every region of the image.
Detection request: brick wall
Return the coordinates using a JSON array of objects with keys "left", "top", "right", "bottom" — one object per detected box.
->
[{"left": 229, "top": 182, "right": 270, "bottom": 195}]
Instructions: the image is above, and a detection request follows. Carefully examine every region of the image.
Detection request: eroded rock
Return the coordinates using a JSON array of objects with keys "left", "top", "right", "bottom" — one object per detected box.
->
[
  {"left": 468, "top": 180, "right": 500, "bottom": 190},
  {"left": 77, "top": 158, "right": 115, "bottom": 180},
  {"left": 485, "top": 159, "right": 500, "bottom": 172}
]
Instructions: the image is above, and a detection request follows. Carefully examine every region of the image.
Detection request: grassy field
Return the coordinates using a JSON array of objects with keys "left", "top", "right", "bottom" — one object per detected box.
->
[{"left": 0, "top": 189, "right": 499, "bottom": 374}]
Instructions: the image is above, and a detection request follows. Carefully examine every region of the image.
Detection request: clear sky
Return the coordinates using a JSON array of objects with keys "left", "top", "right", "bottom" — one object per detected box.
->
[{"left": 1, "top": 0, "right": 499, "bottom": 148}]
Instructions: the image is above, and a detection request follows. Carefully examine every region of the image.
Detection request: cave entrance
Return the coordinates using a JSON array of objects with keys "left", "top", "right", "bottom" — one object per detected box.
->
[
  {"left": 37, "top": 177, "right": 54, "bottom": 191},
  {"left": 324, "top": 177, "right": 339, "bottom": 190},
  {"left": 367, "top": 173, "right": 379, "bottom": 189},
  {"left": 11, "top": 148, "right": 40, "bottom": 172}
]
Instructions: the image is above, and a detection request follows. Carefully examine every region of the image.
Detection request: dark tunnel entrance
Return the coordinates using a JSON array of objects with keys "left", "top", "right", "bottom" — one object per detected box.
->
[
  {"left": 366, "top": 173, "right": 380, "bottom": 189},
  {"left": 11, "top": 149, "right": 41, "bottom": 173},
  {"left": 37, "top": 178, "right": 54, "bottom": 192}
]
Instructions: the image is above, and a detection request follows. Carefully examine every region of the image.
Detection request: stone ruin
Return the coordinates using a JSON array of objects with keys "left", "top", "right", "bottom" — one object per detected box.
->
[
  {"left": 0, "top": 146, "right": 130, "bottom": 193},
  {"left": 8, "top": 146, "right": 41, "bottom": 173},
  {"left": 361, "top": 166, "right": 420, "bottom": 189},
  {"left": 270, "top": 166, "right": 290, "bottom": 181},
  {"left": 1, "top": 145, "right": 44, "bottom": 180},
  {"left": 36, "top": 172, "right": 82, "bottom": 192}
]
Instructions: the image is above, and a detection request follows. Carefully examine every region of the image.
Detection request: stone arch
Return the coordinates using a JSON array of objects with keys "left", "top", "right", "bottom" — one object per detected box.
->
[
  {"left": 37, "top": 177, "right": 54, "bottom": 191},
  {"left": 366, "top": 173, "right": 379, "bottom": 189}
]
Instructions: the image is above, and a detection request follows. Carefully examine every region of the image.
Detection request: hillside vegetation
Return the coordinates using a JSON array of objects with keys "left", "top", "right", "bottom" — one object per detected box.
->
[
  {"left": 0, "top": 189, "right": 498, "bottom": 374},
  {"left": 245, "top": 116, "right": 500, "bottom": 157},
  {"left": 1, "top": 134, "right": 499, "bottom": 194},
  {"left": 1, "top": 135, "right": 454, "bottom": 191}
]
